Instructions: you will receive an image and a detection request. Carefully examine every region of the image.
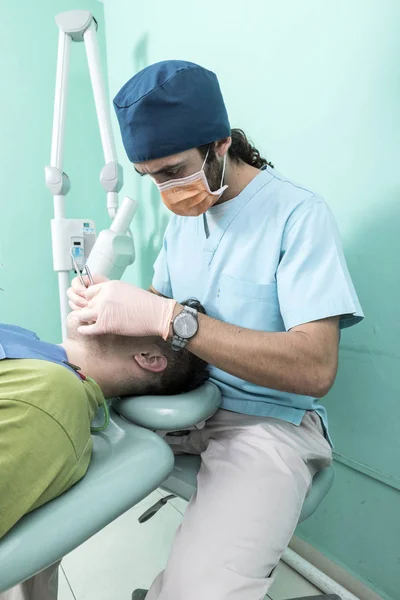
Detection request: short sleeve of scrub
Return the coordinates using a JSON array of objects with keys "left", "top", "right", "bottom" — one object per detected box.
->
[
  {"left": 277, "top": 198, "right": 364, "bottom": 331},
  {"left": 152, "top": 235, "right": 173, "bottom": 298}
]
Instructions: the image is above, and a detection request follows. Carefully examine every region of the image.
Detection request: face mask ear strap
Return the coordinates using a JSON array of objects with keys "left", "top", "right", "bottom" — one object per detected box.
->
[
  {"left": 220, "top": 152, "right": 227, "bottom": 186},
  {"left": 201, "top": 145, "right": 211, "bottom": 170},
  {"left": 202, "top": 144, "right": 227, "bottom": 187}
]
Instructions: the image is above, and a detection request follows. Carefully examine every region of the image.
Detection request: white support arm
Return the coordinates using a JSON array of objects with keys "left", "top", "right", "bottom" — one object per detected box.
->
[
  {"left": 47, "top": 27, "right": 72, "bottom": 340},
  {"left": 83, "top": 22, "right": 116, "bottom": 166},
  {"left": 50, "top": 30, "right": 71, "bottom": 170},
  {"left": 46, "top": 10, "right": 131, "bottom": 341},
  {"left": 84, "top": 20, "right": 122, "bottom": 218}
]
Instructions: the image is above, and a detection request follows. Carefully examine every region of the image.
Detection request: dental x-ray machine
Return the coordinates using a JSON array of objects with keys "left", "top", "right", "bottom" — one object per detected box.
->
[{"left": 45, "top": 10, "right": 136, "bottom": 341}]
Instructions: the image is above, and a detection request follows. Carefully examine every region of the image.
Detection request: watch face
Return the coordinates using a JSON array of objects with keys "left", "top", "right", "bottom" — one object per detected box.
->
[{"left": 174, "top": 311, "right": 198, "bottom": 339}]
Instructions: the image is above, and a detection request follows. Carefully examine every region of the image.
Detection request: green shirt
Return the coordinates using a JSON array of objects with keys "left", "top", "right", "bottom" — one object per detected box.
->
[{"left": 0, "top": 358, "right": 104, "bottom": 538}]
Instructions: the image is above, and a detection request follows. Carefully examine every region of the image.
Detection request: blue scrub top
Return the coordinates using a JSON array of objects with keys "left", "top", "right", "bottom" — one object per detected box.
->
[{"left": 152, "top": 167, "right": 364, "bottom": 440}]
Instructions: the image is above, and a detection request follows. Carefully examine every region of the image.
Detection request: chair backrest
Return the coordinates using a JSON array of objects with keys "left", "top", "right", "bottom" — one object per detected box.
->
[{"left": 0, "top": 412, "right": 174, "bottom": 592}]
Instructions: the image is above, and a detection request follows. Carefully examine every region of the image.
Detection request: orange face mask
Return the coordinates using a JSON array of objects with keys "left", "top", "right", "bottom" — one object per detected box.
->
[{"left": 156, "top": 148, "right": 228, "bottom": 217}]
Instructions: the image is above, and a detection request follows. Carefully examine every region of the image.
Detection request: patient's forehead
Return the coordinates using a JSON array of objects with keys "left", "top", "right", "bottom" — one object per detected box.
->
[
  {"left": 65, "top": 311, "right": 80, "bottom": 339},
  {"left": 65, "top": 315, "right": 159, "bottom": 353},
  {"left": 65, "top": 312, "right": 118, "bottom": 344},
  {"left": 65, "top": 313, "right": 112, "bottom": 345}
]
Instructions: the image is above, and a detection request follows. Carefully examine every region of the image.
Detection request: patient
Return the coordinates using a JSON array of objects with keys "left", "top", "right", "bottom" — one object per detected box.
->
[{"left": 0, "top": 298, "right": 208, "bottom": 540}]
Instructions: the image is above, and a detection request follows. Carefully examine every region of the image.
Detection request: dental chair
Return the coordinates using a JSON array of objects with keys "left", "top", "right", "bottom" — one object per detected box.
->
[
  {"left": 114, "top": 384, "right": 336, "bottom": 600},
  {"left": 0, "top": 383, "right": 221, "bottom": 593},
  {"left": 114, "top": 382, "right": 334, "bottom": 527},
  {"left": 0, "top": 382, "right": 335, "bottom": 599}
]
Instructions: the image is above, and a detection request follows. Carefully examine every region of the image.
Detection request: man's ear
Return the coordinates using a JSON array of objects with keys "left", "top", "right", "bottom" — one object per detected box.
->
[
  {"left": 214, "top": 137, "right": 231, "bottom": 157},
  {"left": 134, "top": 351, "right": 168, "bottom": 373}
]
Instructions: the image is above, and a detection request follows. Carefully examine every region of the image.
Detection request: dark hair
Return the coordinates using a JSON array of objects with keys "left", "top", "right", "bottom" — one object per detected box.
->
[
  {"left": 199, "top": 128, "right": 273, "bottom": 169},
  {"left": 140, "top": 298, "right": 209, "bottom": 396}
]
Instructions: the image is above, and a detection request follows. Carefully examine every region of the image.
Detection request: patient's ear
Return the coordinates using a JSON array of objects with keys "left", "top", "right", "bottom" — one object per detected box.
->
[{"left": 134, "top": 351, "right": 167, "bottom": 373}]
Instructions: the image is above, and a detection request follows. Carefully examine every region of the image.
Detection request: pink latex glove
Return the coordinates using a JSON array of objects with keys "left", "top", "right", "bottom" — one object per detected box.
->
[
  {"left": 76, "top": 280, "right": 177, "bottom": 340},
  {"left": 67, "top": 274, "right": 110, "bottom": 310}
]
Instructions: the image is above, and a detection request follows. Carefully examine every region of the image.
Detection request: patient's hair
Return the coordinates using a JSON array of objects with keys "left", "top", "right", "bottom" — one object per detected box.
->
[
  {"left": 68, "top": 298, "right": 209, "bottom": 397},
  {"left": 137, "top": 298, "right": 209, "bottom": 397}
]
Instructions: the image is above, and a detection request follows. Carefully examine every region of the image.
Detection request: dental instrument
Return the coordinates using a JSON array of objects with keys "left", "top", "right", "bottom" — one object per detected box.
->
[
  {"left": 45, "top": 10, "right": 136, "bottom": 341},
  {"left": 70, "top": 249, "right": 94, "bottom": 288},
  {"left": 84, "top": 264, "right": 94, "bottom": 286}
]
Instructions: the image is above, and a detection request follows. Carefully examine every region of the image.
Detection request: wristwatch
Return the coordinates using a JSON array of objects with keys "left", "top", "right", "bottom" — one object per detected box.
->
[{"left": 171, "top": 305, "right": 199, "bottom": 351}]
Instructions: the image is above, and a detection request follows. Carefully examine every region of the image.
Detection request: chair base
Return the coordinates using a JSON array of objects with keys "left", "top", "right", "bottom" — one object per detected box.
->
[
  {"left": 289, "top": 596, "right": 340, "bottom": 600},
  {"left": 140, "top": 459, "right": 334, "bottom": 526},
  {"left": 132, "top": 590, "right": 340, "bottom": 599},
  {"left": 132, "top": 590, "right": 148, "bottom": 599}
]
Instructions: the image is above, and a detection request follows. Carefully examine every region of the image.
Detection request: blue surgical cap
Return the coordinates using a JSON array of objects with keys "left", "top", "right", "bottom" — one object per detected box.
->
[{"left": 113, "top": 60, "right": 231, "bottom": 163}]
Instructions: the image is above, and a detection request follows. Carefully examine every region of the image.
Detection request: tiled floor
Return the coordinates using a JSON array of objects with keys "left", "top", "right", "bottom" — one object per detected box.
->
[{"left": 59, "top": 490, "right": 322, "bottom": 600}]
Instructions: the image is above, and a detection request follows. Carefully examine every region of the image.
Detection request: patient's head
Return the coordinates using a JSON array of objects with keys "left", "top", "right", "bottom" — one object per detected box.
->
[{"left": 64, "top": 299, "right": 209, "bottom": 398}]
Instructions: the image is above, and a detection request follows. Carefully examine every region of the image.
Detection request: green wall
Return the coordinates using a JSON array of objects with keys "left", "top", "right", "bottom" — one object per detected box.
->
[
  {"left": 103, "top": 1, "right": 400, "bottom": 598},
  {"left": 0, "top": 0, "right": 109, "bottom": 342}
]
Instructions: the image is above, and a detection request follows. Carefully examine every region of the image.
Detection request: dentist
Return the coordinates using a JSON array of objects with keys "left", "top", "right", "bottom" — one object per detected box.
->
[{"left": 69, "top": 60, "right": 363, "bottom": 600}]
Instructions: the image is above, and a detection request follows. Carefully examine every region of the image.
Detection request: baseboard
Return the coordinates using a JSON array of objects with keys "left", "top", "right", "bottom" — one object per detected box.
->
[{"left": 289, "top": 536, "right": 384, "bottom": 600}]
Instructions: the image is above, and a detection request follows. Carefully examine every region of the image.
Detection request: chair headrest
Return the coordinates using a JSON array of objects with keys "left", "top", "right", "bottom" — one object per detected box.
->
[{"left": 112, "top": 381, "right": 221, "bottom": 431}]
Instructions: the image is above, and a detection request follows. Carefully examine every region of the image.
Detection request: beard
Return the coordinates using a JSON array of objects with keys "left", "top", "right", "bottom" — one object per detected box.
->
[{"left": 204, "top": 147, "right": 225, "bottom": 193}]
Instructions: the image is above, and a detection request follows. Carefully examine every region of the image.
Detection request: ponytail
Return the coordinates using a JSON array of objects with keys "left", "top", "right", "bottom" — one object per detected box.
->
[
  {"left": 198, "top": 128, "right": 274, "bottom": 169},
  {"left": 228, "top": 129, "right": 273, "bottom": 169}
]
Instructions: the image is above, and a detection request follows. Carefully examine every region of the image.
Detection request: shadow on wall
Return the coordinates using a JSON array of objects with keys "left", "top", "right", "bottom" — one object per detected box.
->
[
  {"left": 335, "top": 188, "right": 400, "bottom": 458},
  {"left": 339, "top": 190, "right": 400, "bottom": 356},
  {"left": 324, "top": 188, "right": 400, "bottom": 465},
  {"left": 303, "top": 192, "right": 400, "bottom": 600},
  {"left": 129, "top": 33, "right": 170, "bottom": 288}
]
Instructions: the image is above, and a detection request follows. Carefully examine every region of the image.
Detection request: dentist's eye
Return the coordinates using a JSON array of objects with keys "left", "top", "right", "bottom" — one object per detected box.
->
[{"left": 165, "top": 169, "right": 181, "bottom": 178}]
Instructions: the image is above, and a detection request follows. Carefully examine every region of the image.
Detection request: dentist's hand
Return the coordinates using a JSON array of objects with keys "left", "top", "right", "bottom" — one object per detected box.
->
[
  {"left": 76, "top": 280, "right": 177, "bottom": 340},
  {"left": 67, "top": 274, "right": 109, "bottom": 310}
]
